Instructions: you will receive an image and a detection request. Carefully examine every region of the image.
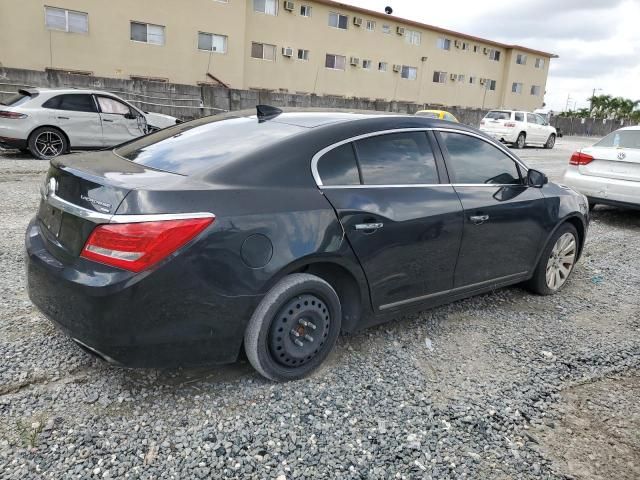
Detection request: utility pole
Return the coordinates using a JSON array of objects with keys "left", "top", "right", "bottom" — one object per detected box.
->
[
  {"left": 590, "top": 87, "right": 602, "bottom": 114},
  {"left": 565, "top": 94, "right": 572, "bottom": 112}
]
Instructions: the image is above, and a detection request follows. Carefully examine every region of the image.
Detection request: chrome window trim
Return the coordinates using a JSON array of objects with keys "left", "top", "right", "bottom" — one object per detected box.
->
[
  {"left": 321, "top": 183, "right": 524, "bottom": 189},
  {"left": 40, "top": 187, "right": 214, "bottom": 224},
  {"left": 311, "top": 127, "right": 529, "bottom": 188}
]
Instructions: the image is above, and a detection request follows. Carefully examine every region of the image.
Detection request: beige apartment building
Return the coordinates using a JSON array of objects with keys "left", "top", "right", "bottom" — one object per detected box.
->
[{"left": 0, "top": 0, "right": 556, "bottom": 110}]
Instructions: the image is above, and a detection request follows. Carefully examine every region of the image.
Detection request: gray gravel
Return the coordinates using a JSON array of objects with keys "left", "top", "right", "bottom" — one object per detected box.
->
[{"left": 1, "top": 138, "right": 639, "bottom": 479}]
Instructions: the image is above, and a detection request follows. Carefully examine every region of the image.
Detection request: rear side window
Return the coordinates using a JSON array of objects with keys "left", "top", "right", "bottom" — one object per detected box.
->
[
  {"left": 355, "top": 132, "right": 438, "bottom": 185},
  {"left": 596, "top": 130, "right": 640, "bottom": 149},
  {"left": 514, "top": 112, "right": 524, "bottom": 122},
  {"left": 43, "top": 94, "right": 97, "bottom": 113},
  {"left": 317, "top": 143, "right": 360, "bottom": 185},
  {"left": 440, "top": 132, "right": 521, "bottom": 185},
  {"left": 526, "top": 113, "right": 536, "bottom": 123},
  {"left": 485, "top": 111, "right": 511, "bottom": 120}
]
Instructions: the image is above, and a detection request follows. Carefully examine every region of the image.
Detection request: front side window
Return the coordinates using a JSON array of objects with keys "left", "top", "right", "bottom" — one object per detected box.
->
[
  {"left": 433, "top": 71, "right": 446, "bottom": 83},
  {"left": 328, "top": 12, "right": 348, "bottom": 29},
  {"left": 405, "top": 30, "right": 421, "bottom": 45},
  {"left": 254, "top": 0, "right": 278, "bottom": 15},
  {"left": 512, "top": 82, "right": 523, "bottom": 94},
  {"left": 198, "top": 32, "right": 227, "bottom": 53},
  {"left": 97, "top": 97, "right": 132, "bottom": 115},
  {"left": 401, "top": 66, "right": 417, "bottom": 80},
  {"left": 325, "top": 54, "right": 346, "bottom": 70},
  {"left": 317, "top": 143, "right": 360, "bottom": 185},
  {"left": 355, "top": 132, "right": 438, "bottom": 185},
  {"left": 131, "top": 22, "right": 165, "bottom": 45},
  {"left": 440, "top": 132, "right": 521, "bottom": 185},
  {"left": 43, "top": 94, "right": 97, "bottom": 113},
  {"left": 45, "top": 7, "right": 88, "bottom": 33},
  {"left": 437, "top": 38, "right": 451, "bottom": 50},
  {"left": 251, "top": 42, "right": 276, "bottom": 60},
  {"left": 535, "top": 115, "right": 547, "bottom": 125}
]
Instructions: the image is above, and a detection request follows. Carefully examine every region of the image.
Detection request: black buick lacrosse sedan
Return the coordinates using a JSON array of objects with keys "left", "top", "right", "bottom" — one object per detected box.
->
[{"left": 26, "top": 107, "right": 589, "bottom": 381}]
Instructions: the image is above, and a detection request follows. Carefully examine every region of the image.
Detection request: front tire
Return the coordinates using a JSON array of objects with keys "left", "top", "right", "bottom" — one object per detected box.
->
[
  {"left": 526, "top": 223, "right": 579, "bottom": 295},
  {"left": 28, "top": 127, "right": 68, "bottom": 160},
  {"left": 244, "top": 273, "right": 342, "bottom": 382},
  {"left": 515, "top": 132, "right": 526, "bottom": 149},
  {"left": 544, "top": 134, "right": 556, "bottom": 149}
]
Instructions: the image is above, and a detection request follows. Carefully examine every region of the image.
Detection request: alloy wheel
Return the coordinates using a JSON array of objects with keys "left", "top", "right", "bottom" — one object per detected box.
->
[
  {"left": 545, "top": 232, "right": 577, "bottom": 290},
  {"left": 269, "top": 294, "right": 331, "bottom": 368},
  {"left": 517, "top": 134, "right": 525, "bottom": 149},
  {"left": 547, "top": 135, "right": 556, "bottom": 148},
  {"left": 34, "top": 131, "right": 64, "bottom": 158}
]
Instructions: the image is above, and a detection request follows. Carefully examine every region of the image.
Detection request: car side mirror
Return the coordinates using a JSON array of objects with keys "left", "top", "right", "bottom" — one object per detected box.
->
[
  {"left": 124, "top": 112, "right": 137, "bottom": 120},
  {"left": 527, "top": 169, "right": 548, "bottom": 188}
]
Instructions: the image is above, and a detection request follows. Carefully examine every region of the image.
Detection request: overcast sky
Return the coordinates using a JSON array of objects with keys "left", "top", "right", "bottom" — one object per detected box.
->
[{"left": 345, "top": 0, "right": 640, "bottom": 111}]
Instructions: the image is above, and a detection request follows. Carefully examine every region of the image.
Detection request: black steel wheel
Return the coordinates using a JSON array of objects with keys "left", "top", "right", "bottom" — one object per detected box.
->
[{"left": 244, "top": 273, "right": 341, "bottom": 382}]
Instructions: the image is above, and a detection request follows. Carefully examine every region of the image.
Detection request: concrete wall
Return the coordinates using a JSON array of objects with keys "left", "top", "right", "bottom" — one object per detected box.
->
[{"left": 552, "top": 117, "right": 637, "bottom": 138}]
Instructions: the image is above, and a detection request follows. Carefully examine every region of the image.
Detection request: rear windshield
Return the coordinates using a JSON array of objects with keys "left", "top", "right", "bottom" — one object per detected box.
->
[
  {"left": 0, "top": 93, "right": 32, "bottom": 107},
  {"left": 116, "top": 116, "right": 305, "bottom": 175},
  {"left": 485, "top": 111, "right": 511, "bottom": 120},
  {"left": 595, "top": 130, "right": 640, "bottom": 149},
  {"left": 416, "top": 111, "right": 439, "bottom": 119}
]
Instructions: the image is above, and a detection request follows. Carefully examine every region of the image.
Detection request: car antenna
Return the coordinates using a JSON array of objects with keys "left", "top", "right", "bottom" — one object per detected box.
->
[{"left": 256, "top": 104, "right": 283, "bottom": 122}]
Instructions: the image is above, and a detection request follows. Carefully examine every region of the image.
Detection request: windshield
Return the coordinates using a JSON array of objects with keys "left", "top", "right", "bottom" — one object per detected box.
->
[
  {"left": 485, "top": 111, "right": 511, "bottom": 120},
  {"left": 595, "top": 130, "right": 640, "bottom": 149},
  {"left": 0, "top": 93, "right": 32, "bottom": 107},
  {"left": 116, "top": 115, "right": 305, "bottom": 175}
]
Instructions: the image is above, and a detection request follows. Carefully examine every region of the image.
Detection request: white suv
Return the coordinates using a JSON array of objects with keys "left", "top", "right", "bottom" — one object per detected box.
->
[
  {"left": 479, "top": 110, "right": 557, "bottom": 149},
  {"left": 0, "top": 88, "right": 180, "bottom": 159}
]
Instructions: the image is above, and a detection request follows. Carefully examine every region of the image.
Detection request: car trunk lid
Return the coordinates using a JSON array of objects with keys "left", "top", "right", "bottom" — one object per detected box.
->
[
  {"left": 37, "top": 150, "right": 182, "bottom": 260},
  {"left": 578, "top": 146, "right": 640, "bottom": 182}
]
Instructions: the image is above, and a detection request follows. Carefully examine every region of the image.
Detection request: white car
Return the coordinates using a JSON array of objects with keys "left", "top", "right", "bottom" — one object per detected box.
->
[
  {"left": 563, "top": 126, "right": 640, "bottom": 210},
  {"left": 0, "top": 88, "right": 180, "bottom": 159},
  {"left": 479, "top": 110, "right": 557, "bottom": 149}
]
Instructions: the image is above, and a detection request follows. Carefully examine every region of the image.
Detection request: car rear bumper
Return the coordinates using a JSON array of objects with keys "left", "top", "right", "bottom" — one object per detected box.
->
[
  {"left": 563, "top": 167, "right": 640, "bottom": 208},
  {"left": 25, "top": 218, "right": 261, "bottom": 368},
  {"left": 0, "top": 136, "right": 28, "bottom": 150},
  {"left": 479, "top": 128, "right": 519, "bottom": 143}
]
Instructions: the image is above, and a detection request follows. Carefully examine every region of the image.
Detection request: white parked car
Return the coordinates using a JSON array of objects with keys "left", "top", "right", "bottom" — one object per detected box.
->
[
  {"left": 0, "top": 88, "right": 180, "bottom": 159},
  {"left": 563, "top": 126, "right": 640, "bottom": 210},
  {"left": 479, "top": 110, "right": 557, "bottom": 149}
]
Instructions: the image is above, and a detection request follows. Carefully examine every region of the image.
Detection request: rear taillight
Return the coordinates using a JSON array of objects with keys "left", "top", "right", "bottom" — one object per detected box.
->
[
  {"left": 504, "top": 122, "right": 516, "bottom": 127},
  {"left": 480, "top": 120, "right": 485, "bottom": 125},
  {"left": 0, "top": 110, "right": 28, "bottom": 119},
  {"left": 81, "top": 217, "right": 214, "bottom": 272},
  {"left": 569, "top": 151, "right": 594, "bottom": 165}
]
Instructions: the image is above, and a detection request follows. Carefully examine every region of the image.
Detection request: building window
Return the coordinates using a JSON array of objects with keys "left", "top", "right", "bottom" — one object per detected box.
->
[
  {"left": 512, "top": 82, "right": 523, "bottom": 94},
  {"left": 45, "top": 7, "right": 88, "bottom": 33},
  {"left": 382, "top": 24, "right": 391, "bottom": 34},
  {"left": 404, "top": 29, "right": 421, "bottom": 46},
  {"left": 328, "top": 12, "right": 348, "bottom": 29},
  {"left": 461, "top": 42, "right": 469, "bottom": 51},
  {"left": 473, "top": 45, "right": 480, "bottom": 53},
  {"left": 489, "top": 49, "right": 500, "bottom": 61},
  {"left": 458, "top": 74, "right": 465, "bottom": 82},
  {"left": 297, "top": 49, "right": 310, "bottom": 61},
  {"left": 251, "top": 42, "right": 276, "bottom": 60},
  {"left": 362, "top": 59, "right": 372, "bottom": 69},
  {"left": 437, "top": 38, "right": 451, "bottom": 50},
  {"left": 366, "top": 20, "right": 376, "bottom": 31},
  {"left": 325, "top": 53, "right": 346, "bottom": 70},
  {"left": 488, "top": 79, "right": 497, "bottom": 91},
  {"left": 254, "top": 0, "right": 277, "bottom": 15},
  {"left": 531, "top": 85, "right": 542, "bottom": 96},
  {"left": 433, "top": 71, "right": 446, "bottom": 83},
  {"left": 198, "top": 32, "right": 227, "bottom": 53},
  {"left": 300, "top": 5, "right": 312, "bottom": 17},
  {"left": 401, "top": 66, "right": 417, "bottom": 80},
  {"left": 378, "top": 61, "right": 388, "bottom": 72},
  {"left": 535, "top": 58, "right": 545, "bottom": 69},
  {"left": 516, "top": 54, "right": 527, "bottom": 65},
  {"left": 469, "top": 76, "right": 476, "bottom": 84},
  {"left": 130, "top": 22, "right": 165, "bottom": 45}
]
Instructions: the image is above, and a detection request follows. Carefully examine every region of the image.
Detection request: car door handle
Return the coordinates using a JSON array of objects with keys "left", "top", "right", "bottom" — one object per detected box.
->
[
  {"left": 57, "top": 116, "right": 69, "bottom": 120},
  {"left": 354, "top": 223, "right": 384, "bottom": 231},
  {"left": 470, "top": 215, "right": 489, "bottom": 225},
  {"left": 102, "top": 119, "right": 114, "bottom": 123}
]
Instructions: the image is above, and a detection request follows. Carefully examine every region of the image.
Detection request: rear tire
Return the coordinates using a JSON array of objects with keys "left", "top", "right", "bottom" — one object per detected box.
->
[
  {"left": 244, "top": 273, "right": 342, "bottom": 382},
  {"left": 544, "top": 134, "right": 556, "bottom": 149},
  {"left": 515, "top": 132, "right": 526, "bottom": 149},
  {"left": 526, "top": 223, "right": 579, "bottom": 295},
  {"left": 28, "top": 127, "right": 68, "bottom": 160}
]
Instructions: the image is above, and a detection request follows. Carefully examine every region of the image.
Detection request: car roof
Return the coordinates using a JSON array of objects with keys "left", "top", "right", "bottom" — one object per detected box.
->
[{"left": 26, "top": 87, "right": 121, "bottom": 96}]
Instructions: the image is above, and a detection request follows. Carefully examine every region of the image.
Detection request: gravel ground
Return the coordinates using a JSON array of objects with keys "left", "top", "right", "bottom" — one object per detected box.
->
[{"left": 1, "top": 137, "right": 639, "bottom": 479}]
